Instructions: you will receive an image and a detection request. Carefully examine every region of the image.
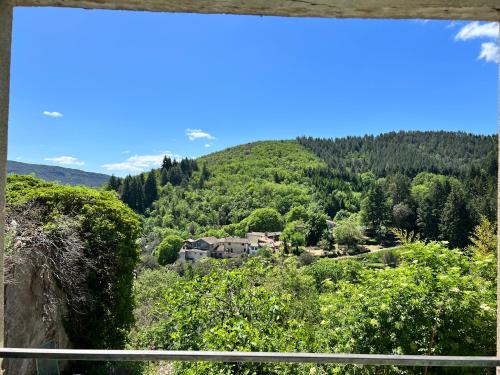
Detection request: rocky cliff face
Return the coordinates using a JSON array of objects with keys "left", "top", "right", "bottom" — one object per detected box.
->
[
  {"left": 4, "top": 258, "right": 72, "bottom": 375},
  {"left": 2, "top": 204, "right": 84, "bottom": 375}
]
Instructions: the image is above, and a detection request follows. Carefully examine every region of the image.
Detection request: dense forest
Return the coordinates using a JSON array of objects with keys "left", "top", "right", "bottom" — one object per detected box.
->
[
  {"left": 6, "top": 130, "right": 496, "bottom": 374},
  {"left": 297, "top": 131, "right": 496, "bottom": 177},
  {"left": 107, "top": 131, "right": 496, "bottom": 253}
]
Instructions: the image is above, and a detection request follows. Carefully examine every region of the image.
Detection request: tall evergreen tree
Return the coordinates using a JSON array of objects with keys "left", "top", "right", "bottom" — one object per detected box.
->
[
  {"left": 131, "top": 176, "right": 145, "bottom": 213},
  {"left": 386, "top": 173, "right": 411, "bottom": 205},
  {"left": 361, "top": 181, "right": 390, "bottom": 234},
  {"left": 106, "top": 175, "right": 122, "bottom": 192},
  {"left": 416, "top": 178, "right": 451, "bottom": 240},
  {"left": 160, "top": 168, "right": 169, "bottom": 186},
  {"left": 201, "top": 163, "right": 210, "bottom": 180},
  {"left": 120, "top": 175, "right": 133, "bottom": 208},
  {"left": 190, "top": 159, "right": 199, "bottom": 172},
  {"left": 180, "top": 158, "right": 192, "bottom": 176},
  {"left": 167, "top": 164, "right": 183, "bottom": 186},
  {"left": 161, "top": 156, "right": 173, "bottom": 171},
  {"left": 198, "top": 163, "right": 210, "bottom": 188},
  {"left": 143, "top": 170, "right": 158, "bottom": 209},
  {"left": 439, "top": 185, "right": 473, "bottom": 248}
]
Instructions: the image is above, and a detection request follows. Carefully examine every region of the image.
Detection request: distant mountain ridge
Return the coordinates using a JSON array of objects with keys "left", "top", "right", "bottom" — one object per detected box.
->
[{"left": 7, "top": 160, "right": 110, "bottom": 187}]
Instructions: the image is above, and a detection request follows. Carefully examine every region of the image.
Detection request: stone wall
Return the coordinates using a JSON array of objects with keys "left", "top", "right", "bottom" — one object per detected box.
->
[{"left": 4, "top": 257, "right": 72, "bottom": 375}]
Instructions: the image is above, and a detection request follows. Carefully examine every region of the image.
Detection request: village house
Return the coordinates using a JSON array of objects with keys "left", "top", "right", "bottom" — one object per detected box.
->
[
  {"left": 177, "top": 233, "right": 281, "bottom": 262},
  {"left": 178, "top": 248, "right": 208, "bottom": 262},
  {"left": 247, "top": 232, "right": 282, "bottom": 252},
  {"left": 210, "top": 237, "right": 251, "bottom": 258},
  {"left": 178, "top": 237, "right": 219, "bottom": 262}
]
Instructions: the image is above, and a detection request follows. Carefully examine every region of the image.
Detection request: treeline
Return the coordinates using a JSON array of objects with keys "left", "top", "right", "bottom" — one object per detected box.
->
[
  {"left": 306, "top": 163, "right": 496, "bottom": 250},
  {"left": 106, "top": 156, "right": 200, "bottom": 213},
  {"left": 299, "top": 132, "right": 497, "bottom": 248},
  {"left": 298, "top": 131, "right": 496, "bottom": 177},
  {"left": 108, "top": 134, "right": 496, "bottom": 250}
]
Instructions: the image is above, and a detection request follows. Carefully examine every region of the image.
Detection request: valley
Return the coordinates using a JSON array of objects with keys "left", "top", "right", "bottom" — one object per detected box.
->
[
  {"left": 106, "top": 131, "right": 496, "bottom": 265},
  {"left": 5, "top": 130, "right": 497, "bottom": 375}
]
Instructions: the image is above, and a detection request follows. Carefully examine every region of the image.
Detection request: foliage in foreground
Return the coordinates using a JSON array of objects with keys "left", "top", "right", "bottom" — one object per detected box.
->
[
  {"left": 6, "top": 174, "right": 141, "bottom": 349},
  {"left": 130, "top": 238, "right": 496, "bottom": 374}
]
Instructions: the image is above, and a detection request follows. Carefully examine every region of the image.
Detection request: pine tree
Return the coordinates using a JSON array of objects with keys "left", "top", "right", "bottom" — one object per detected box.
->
[
  {"left": 386, "top": 173, "right": 411, "bottom": 205},
  {"left": 143, "top": 170, "right": 158, "bottom": 209},
  {"left": 120, "top": 175, "right": 133, "bottom": 208},
  {"left": 198, "top": 163, "right": 210, "bottom": 188},
  {"left": 361, "top": 182, "right": 390, "bottom": 234},
  {"left": 160, "top": 167, "right": 169, "bottom": 186},
  {"left": 131, "top": 176, "right": 145, "bottom": 213},
  {"left": 161, "top": 156, "right": 172, "bottom": 171},
  {"left": 439, "top": 185, "right": 472, "bottom": 248},
  {"left": 190, "top": 159, "right": 199, "bottom": 172},
  {"left": 167, "top": 164, "right": 183, "bottom": 186},
  {"left": 180, "top": 158, "right": 192, "bottom": 176},
  {"left": 106, "top": 175, "right": 122, "bottom": 192},
  {"left": 201, "top": 163, "right": 210, "bottom": 179},
  {"left": 416, "top": 179, "right": 450, "bottom": 240}
]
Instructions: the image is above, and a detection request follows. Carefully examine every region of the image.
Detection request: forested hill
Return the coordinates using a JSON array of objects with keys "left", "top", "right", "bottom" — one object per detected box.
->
[
  {"left": 7, "top": 160, "right": 110, "bottom": 187},
  {"left": 108, "top": 132, "right": 496, "bottom": 250},
  {"left": 298, "top": 131, "right": 496, "bottom": 177},
  {"left": 198, "top": 140, "right": 325, "bottom": 182},
  {"left": 138, "top": 141, "right": 326, "bottom": 236}
]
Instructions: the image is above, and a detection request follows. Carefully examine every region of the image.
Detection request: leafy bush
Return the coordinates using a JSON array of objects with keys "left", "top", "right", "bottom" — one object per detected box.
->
[
  {"left": 244, "top": 207, "right": 284, "bottom": 233},
  {"left": 320, "top": 242, "right": 496, "bottom": 371},
  {"left": 156, "top": 235, "right": 184, "bottom": 265},
  {"left": 333, "top": 219, "right": 363, "bottom": 249},
  {"left": 303, "top": 258, "right": 363, "bottom": 292},
  {"left": 130, "top": 238, "right": 496, "bottom": 374},
  {"left": 130, "top": 258, "right": 319, "bottom": 374},
  {"left": 6, "top": 175, "right": 141, "bottom": 350}
]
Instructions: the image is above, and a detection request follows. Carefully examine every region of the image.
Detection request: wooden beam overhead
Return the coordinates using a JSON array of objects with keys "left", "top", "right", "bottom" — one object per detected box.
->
[{"left": 11, "top": 0, "right": 500, "bottom": 21}]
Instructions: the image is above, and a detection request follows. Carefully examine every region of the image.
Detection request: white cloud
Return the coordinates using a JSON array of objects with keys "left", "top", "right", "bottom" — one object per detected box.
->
[
  {"left": 455, "top": 21, "right": 498, "bottom": 41},
  {"left": 43, "top": 111, "right": 63, "bottom": 118},
  {"left": 454, "top": 22, "right": 498, "bottom": 64},
  {"left": 102, "top": 151, "right": 178, "bottom": 173},
  {"left": 204, "top": 143, "right": 212, "bottom": 148},
  {"left": 122, "top": 150, "right": 131, "bottom": 154},
  {"left": 479, "top": 42, "right": 499, "bottom": 63},
  {"left": 186, "top": 128, "right": 215, "bottom": 141},
  {"left": 44, "top": 156, "right": 84, "bottom": 166}
]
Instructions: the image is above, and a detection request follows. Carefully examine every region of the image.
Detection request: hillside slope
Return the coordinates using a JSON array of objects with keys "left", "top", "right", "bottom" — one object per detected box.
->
[
  {"left": 143, "top": 140, "right": 325, "bottom": 235},
  {"left": 7, "top": 160, "right": 110, "bottom": 187},
  {"left": 199, "top": 140, "right": 325, "bottom": 184},
  {"left": 298, "top": 131, "right": 496, "bottom": 177},
  {"left": 112, "top": 132, "right": 495, "bottom": 249}
]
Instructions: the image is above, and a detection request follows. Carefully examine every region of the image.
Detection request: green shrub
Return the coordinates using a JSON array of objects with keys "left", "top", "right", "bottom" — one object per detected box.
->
[
  {"left": 244, "top": 207, "right": 284, "bottom": 232},
  {"left": 156, "top": 235, "right": 184, "bottom": 265},
  {"left": 7, "top": 175, "right": 141, "bottom": 349}
]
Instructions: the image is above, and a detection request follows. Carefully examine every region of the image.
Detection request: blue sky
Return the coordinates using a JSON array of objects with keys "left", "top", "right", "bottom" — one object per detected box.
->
[{"left": 7, "top": 7, "right": 499, "bottom": 176}]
